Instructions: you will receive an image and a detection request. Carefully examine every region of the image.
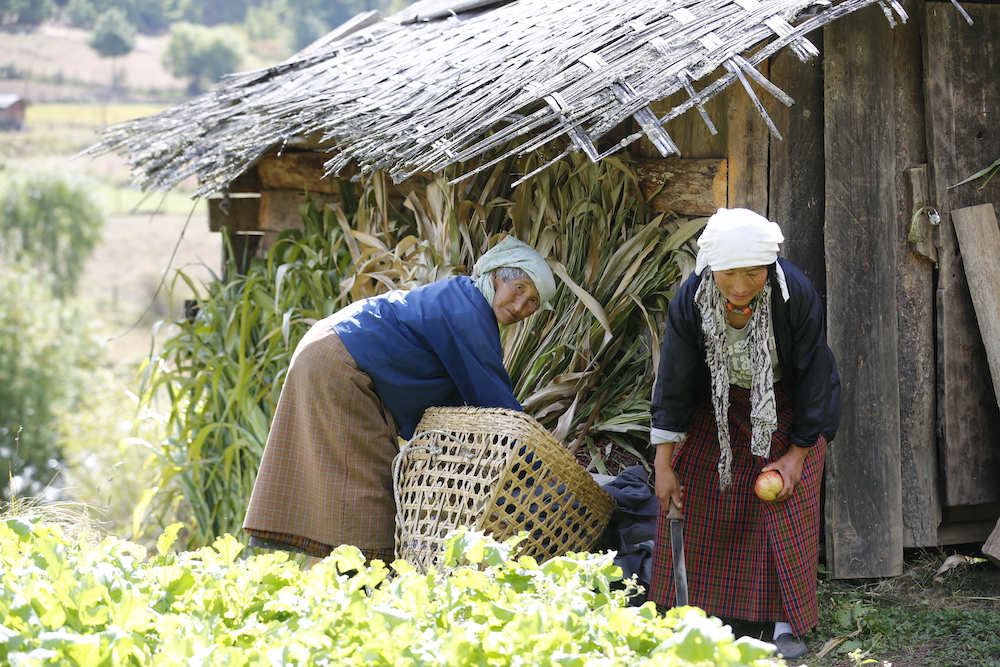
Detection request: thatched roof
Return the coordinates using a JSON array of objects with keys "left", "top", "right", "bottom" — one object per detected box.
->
[{"left": 86, "top": 0, "right": 923, "bottom": 197}]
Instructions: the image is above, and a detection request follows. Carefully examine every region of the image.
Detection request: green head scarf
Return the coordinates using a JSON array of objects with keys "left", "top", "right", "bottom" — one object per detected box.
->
[{"left": 472, "top": 235, "right": 557, "bottom": 310}]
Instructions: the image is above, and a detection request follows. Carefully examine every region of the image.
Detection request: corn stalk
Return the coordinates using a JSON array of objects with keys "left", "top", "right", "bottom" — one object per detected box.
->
[{"left": 134, "top": 194, "right": 355, "bottom": 546}]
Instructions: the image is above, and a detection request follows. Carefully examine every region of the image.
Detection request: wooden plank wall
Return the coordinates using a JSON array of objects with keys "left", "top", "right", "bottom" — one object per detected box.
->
[
  {"left": 823, "top": 9, "right": 904, "bottom": 578},
  {"left": 727, "top": 59, "right": 770, "bottom": 214},
  {"left": 893, "top": 11, "right": 939, "bottom": 548},
  {"left": 767, "top": 30, "right": 825, "bottom": 297},
  {"left": 924, "top": 2, "right": 1000, "bottom": 510}
]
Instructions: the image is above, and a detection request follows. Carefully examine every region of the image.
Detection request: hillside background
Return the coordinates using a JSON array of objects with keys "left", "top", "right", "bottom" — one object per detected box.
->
[
  {"left": 1, "top": 0, "right": 411, "bottom": 361},
  {"left": 0, "top": 0, "right": 410, "bottom": 518}
]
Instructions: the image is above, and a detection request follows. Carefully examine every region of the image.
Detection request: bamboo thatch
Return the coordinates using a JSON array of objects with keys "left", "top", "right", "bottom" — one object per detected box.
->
[{"left": 85, "top": 0, "right": 919, "bottom": 197}]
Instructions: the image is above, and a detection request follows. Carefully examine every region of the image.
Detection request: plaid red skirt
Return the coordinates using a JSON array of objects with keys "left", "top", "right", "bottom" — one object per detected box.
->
[
  {"left": 243, "top": 322, "right": 400, "bottom": 558},
  {"left": 649, "top": 383, "right": 826, "bottom": 636}
]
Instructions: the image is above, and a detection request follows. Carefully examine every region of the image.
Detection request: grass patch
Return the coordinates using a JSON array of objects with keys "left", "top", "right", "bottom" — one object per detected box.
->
[
  {"left": 90, "top": 180, "right": 203, "bottom": 217},
  {"left": 803, "top": 549, "right": 1000, "bottom": 666},
  {"left": 25, "top": 103, "right": 171, "bottom": 130}
]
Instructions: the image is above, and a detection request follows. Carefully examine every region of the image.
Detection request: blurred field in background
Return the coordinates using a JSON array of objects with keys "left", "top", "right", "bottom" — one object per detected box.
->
[
  {"left": 1, "top": 37, "right": 220, "bottom": 524},
  {"left": 1, "top": 100, "right": 219, "bottom": 364}
]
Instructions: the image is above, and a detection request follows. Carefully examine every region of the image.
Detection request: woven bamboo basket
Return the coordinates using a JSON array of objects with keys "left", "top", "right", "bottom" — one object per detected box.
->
[{"left": 392, "top": 406, "right": 616, "bottom": 571}]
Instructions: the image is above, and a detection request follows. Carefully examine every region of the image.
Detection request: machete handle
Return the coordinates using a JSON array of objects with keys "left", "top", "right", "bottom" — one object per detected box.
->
[{"left": 665, "top": 497, "right": 683, "bottom": 520}]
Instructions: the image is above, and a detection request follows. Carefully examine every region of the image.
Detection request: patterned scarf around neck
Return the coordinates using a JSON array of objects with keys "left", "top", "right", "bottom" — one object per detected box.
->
[{"left": 694, "top": 272, "right": 778, "bottom": 491}]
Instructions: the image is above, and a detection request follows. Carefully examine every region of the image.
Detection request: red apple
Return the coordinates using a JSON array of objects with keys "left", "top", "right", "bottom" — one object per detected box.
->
[{"left": 754, "top": 470, "right": 784, "bottom": 502}]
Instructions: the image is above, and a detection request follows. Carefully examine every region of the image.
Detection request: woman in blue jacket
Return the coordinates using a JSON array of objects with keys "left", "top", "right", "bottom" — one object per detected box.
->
[
  {"left": 244, "top": 235, "right": 556, "bottom": 563},
  {"left": 648, "top": 208, "right": 840, "bottom": 660}
]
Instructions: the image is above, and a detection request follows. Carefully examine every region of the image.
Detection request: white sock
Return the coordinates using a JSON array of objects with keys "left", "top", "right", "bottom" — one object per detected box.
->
[{"left": 773, "top": 622, "right": 793, "bottom": 639}]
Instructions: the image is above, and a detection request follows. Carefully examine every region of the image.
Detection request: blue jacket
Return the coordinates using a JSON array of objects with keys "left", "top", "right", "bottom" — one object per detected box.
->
[
  {"left": 329, "top": 276, "right": 521, "bottom": 439},
  {"left": 651, "top": 258, "right": 840, "bottom": 446}
]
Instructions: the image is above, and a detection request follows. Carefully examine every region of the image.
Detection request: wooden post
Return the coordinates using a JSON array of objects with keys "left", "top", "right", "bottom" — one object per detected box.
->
[
  {"left": 822, "top": 9, "right": 903, "bottom": 578},
  {"left": 635, "top": 158, "right": 727, "bottom": 216}
]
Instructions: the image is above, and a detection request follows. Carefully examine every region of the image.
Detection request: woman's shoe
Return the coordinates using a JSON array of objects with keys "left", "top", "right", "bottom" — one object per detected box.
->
[{"left": 773, "top": 633, "right": 807, "bottom": 659}]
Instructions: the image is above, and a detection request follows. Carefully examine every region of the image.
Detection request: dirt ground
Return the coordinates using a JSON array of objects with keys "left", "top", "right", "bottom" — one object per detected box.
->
[{"left": 80, "top": 211, "right": 220, "bottom": 365}]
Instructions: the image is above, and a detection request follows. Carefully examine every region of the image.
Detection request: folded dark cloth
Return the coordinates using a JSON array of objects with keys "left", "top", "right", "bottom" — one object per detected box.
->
[
  {"left": 602, "top": 465, "right": 658, "bottom": 520},
  {"left": 599, "top": 465, "right": 658, "bottom": 605}
]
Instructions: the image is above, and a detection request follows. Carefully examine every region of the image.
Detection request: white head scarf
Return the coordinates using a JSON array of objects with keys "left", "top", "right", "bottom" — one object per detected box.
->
[
  {"left": 694, "top": 208, "right": 789, "bottom": 490},
  {"left": 695, "top": 208, "right": 790, "bottom": 301},
  {"left": 471, "top": 235, "right": 556, "bottom": 309}
]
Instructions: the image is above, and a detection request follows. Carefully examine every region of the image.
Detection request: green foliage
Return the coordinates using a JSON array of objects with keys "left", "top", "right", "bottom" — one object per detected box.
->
[
  {"left": 0, "top": 264, "right": 103, "bottom": 499},
  {"left": 0, "top": 520, "right": 786, "bottom": 666},
  {"left": 282, "top": 0, "right": 414, "bottom": 49},
  {"left": 243, "top": 5, "right": 285, "bottom": 44},
  {"left": 63, "top": 0, "right": 174, "bottom": 33},
  {"left": 64, "top": 0, "right": 97, "bottom": 28},
  {"left": 134, "top": 192, "right": 354, "bottom": 547},
  {"left": 87, "top": 7, "right": 137, "bottom": 59},
  {"left": 134, "top": 154, "right": 695, "bottom": 548},
  {"left": 242, "top": 3, "right": 292, "bottom": 59},
  {"left": 162, "top": 21, "right": 246, "bottom": 94},
  {"left": 289, "top": 8, "right": 327, "bottom": 50},
  {"left": 497, "top": 153, "right": 702, "bottom": 464},
  {"left": 806, "top": 550, "right": 1000, "bottom": 667},
  {"left": 0, "top": 0, "right": 56, "bottom": 27},
  {"left": 61, "top": 0, "right": 416, "bottom": 40},
  {"left": 0, "top": 168, "right": 105, "bottom": 298},
  {"left": 56, "top": 365, "right": 160, "bottom": 539},
  {"left": 0, "top": 170, "right": 105, "bottom": 499}
]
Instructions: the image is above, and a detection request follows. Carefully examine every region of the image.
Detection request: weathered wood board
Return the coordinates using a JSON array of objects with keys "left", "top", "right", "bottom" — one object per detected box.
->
[
  {"left": 208, "top": 196, "right": 261, "bottom": 233},
  {"left": 904, "top": 166, "right": 937, "bottom": 263},
  {"left": 642, "top": 81, "right": 729, "bottom": 160},
  {"left": 951, "top": 204, "right": 1000, "bottom": 405},
  {"left": 893, "top": 11, "right": 939, "bottom": 548},
  {"left": 258, "top": 152, "right": 341, "bottom": 195},
  {"left": 635, "top": 158, "right": 727, "bottom": 216},
  {"left": 767, "top": 30, "right": 826, "bottom": 298},
  {"left": 822, "top": 9, "right": 903, "bottom": 578},
  {"left": 984, "top": 518, "right": 1000, "bottom": 567},
  {"left": 727, "top": 57, "right": 770, "bottom": 215},
  {"left": 898, "top": 165, "right": 939, "bottom": 548},
  {"left": 924, "top": 2, "right": 1000, "bottom": 507}
]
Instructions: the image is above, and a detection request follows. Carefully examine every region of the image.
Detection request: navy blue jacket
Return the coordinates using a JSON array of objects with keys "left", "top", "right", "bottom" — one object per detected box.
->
[
  {"left": 651, "top": 258, "right": 840, "bottom": 447},
  {"left": 329, "top": 276, "right": 521, "bottom": 439}
]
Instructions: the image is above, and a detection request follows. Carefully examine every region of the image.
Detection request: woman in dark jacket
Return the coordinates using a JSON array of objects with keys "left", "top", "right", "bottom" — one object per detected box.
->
[{"left": 649, "top": 208, "right": 840, "bottom": 660}]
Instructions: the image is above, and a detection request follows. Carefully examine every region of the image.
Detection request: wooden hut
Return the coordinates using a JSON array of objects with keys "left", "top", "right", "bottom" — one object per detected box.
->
[
  {"left": 86, "top": 0, "right": 1000, "bottom": 577},
  {"left": 0, "top": 94, "right": 27, "bottom": 131}
]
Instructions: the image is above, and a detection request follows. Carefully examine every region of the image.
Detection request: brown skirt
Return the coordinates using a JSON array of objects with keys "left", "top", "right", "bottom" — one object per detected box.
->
[{"left": 243, "top": 320, "right": 399, "bottom": 557}]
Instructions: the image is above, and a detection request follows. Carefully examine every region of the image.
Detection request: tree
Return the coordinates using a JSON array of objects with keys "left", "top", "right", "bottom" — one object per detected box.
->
[
  {"left": 0, "top": 168, "right": 104, "bottom": 501},
  {"left": 87, "top": 7, "right": 136, "bottom": 58},
  {"left": 162, "top": 22, "right": 246, "bottom": 95},
  {"left": 87, "top": 6, "right": 136, "bottom": 91},
  {"left": 0, "top": 0, "right": 56, "bottom": 27},
  {"left": 64, "top": 0, "right": 97, "bottom": 28},
  {"left": 0, "top": 169, "right": 104, "bottom": 299}
]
